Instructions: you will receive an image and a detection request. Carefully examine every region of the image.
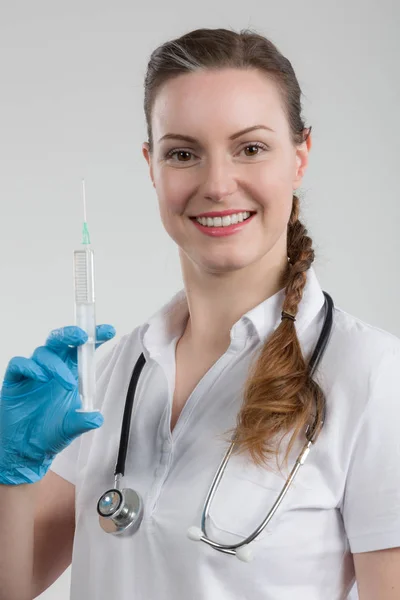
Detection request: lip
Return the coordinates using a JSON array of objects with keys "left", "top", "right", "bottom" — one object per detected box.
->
[
  {"left": 191, "top": 209, "right": 257, "bottom": 218},
  {"left": 190, "top": 212, "right": 256, "bottom": 237}
]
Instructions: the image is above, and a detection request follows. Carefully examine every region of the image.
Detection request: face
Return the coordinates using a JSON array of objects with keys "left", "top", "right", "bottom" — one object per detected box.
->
[{"left": 142, "top": 68, "right": 311, "bottom": 276}]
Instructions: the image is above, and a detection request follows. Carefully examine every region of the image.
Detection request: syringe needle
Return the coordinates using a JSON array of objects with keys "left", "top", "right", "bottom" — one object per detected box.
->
[
  {"left": 81, "top": 179, "right": 91, "bottom": 246},
  {"left": 82, "top": 179, "right": 87, "bottom": 222}
]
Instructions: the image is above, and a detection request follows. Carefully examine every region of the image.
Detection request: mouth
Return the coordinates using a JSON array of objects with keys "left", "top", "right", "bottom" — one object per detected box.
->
[
  {"left": 189, "top": 211, "right": 257, "bottom": 221},
  {"left": 189, "top": 210, "right": 257, "bottom": 237}
]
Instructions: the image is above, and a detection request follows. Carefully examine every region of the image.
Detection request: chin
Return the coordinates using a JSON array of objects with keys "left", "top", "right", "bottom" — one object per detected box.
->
[{"left": 198, "top": 251, "right": 261, "bottom": 273}]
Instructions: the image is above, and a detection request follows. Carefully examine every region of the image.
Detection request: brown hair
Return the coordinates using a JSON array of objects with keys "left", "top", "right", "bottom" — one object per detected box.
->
[{"left": 143, "top": 27, "right": 325, "bottom": 471}]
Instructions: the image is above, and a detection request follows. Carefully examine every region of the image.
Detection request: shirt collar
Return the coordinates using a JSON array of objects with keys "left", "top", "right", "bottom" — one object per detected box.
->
[{"left": 140, "top": 266, "right": 326, "bottom": 358}]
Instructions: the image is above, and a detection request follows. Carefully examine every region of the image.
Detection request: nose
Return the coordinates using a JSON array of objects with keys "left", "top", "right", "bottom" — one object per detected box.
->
[{"left": 201, "top": 154, "right": 238, "bottom": 202}]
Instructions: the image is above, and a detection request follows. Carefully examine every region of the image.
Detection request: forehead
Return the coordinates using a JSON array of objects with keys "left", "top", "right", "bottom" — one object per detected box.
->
[{"left": 152, "top": 68, "right": 288, "bottom": 139}]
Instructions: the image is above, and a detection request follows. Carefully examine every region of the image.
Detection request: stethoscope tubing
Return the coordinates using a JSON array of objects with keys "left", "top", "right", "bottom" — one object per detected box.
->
[
  {"left": 97, "top": 290, "right": 334, "bottom": 556},
  {"left": 197, "top": 291, "right": 334, "bottom": 555}
]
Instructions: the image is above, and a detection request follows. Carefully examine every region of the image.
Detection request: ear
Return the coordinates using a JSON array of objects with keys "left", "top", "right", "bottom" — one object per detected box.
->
[
  {"left": 142, "top": 142, "right": 155, "bottom": 187},
  {"left": 292, "top": 128, "right": 312, "bottom": 191}
]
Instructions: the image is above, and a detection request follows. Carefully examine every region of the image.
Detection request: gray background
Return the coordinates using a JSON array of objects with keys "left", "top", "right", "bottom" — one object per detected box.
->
[{"left": 0, "top": 1, "right": 399, "bottom": 598}]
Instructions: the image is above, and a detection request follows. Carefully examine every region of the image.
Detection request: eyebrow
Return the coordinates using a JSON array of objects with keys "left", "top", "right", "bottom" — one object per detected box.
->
[{"left": 158, "top": 124, "right": 275, "bottom": 144}]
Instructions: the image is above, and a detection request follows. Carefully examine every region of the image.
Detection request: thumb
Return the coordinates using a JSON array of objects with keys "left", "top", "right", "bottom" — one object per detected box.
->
[{"left": 62, "top": 409, "right": 104, "bottom": 441}]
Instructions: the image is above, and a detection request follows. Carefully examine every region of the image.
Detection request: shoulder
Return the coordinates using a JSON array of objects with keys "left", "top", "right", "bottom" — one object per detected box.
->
[
  {"left": 329, "top": 304, "right": 400, "bottom": 365},
  {"left": 316, "top": 304, "right": 400, "bottom": 416}
]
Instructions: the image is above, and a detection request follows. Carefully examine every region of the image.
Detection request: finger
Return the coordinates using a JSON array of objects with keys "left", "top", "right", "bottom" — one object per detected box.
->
[
  {"left": 2, "top": 356, "right": 50, "bottom": 385},
  {"left": 31, "top": 346, "right": 77, "bottom": 390},
  {"left": 95, "top": 324, "right": 116, "bottom": 348},
  {"left": 46, "top": 324, "right": 116, "bottom": 355},
  {"left": 62, "top": 409, "right": 104, "bottom": 441},
  {"left": 43, "top": 324, "right": 116, "bottom": 372},
  {"left": 45, "top": 326, "right": 88, "bottom": 354},
  {"left": 57, "top": 324, "right": 117, "bottom": 367}
]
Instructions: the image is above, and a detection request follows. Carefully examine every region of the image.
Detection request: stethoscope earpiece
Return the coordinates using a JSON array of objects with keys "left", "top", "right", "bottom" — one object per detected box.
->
[
  {"left": 187, "top": 526, "right": 254, "bottom": 561},
  {"left": 97, "top": 487, "right": 144, "bottom": 535},
  {"left": 235, "top": 545, "right": 253, "bottom": 562},
  {"left": 187, "top": 526, "right": 203, "bottom": 541}
]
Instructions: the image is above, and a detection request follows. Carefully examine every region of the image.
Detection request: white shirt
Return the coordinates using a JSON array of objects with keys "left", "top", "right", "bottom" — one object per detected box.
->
[{"left": 50, "top": 266, "right": 400, "bottom": 600}]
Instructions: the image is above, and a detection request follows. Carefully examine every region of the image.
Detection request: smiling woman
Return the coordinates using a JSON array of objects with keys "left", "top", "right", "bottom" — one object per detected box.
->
[
  {"left": 141, "top": 38, "right": 315, "bottom": 471},
  {"left": 16, "top": 25, "right": 399, "bottom": 600}
]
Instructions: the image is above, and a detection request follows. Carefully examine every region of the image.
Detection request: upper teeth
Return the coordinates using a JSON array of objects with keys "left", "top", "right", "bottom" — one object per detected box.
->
[{"left": 195, "top": 211, "right": 252, "bottom": 227}]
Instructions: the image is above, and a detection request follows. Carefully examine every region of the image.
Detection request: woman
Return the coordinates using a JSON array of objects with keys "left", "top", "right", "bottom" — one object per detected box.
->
[{"left": 1, "top": 27, "right": 399, "bottom": 600}]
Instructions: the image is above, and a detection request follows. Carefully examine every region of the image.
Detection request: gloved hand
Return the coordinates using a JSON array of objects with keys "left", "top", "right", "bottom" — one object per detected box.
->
[{"left": 0, "top": 324, "right": 116, "bottom": 485}]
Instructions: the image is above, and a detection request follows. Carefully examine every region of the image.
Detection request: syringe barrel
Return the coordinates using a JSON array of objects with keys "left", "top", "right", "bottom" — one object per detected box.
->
[
  {"left": 76, "top": 303, "right": 96, "bottom": 411},
  {"left": 74, "top": 247, "right": 97, "bottom": 412},
  {"left": 74, "top": 248, "right": 95, "bottom": 304}
]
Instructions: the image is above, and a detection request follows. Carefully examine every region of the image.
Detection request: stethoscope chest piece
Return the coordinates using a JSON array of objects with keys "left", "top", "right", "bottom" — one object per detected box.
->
[{"left": 97, "top": 487, "right": 144, "bottom": 535}]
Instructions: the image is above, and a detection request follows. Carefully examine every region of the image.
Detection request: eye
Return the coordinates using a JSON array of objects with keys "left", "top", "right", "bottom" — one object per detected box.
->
[
  {"left": 165, "top": 149, "right": 193, "bottom": 162},
  {"left": 164, "top": 142, "right": 269, "bottom": 163},
  {"left": 242, "top": 142, "right": 269, "bottom": 157}
]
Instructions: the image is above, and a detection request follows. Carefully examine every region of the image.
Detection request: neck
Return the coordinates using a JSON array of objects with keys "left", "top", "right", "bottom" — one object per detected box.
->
[{"left": 178, "top": 249, "right": 289, "bottom": 353}]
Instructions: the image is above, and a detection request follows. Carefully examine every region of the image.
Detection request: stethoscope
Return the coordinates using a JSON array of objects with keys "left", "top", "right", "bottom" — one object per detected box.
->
[{"left": 97, "top": 291, "right": 334, "bottom": 562}]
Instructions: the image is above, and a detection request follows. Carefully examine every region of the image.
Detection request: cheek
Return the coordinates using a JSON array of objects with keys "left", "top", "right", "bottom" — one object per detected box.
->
[
  {"left": 157, "top": 173, "right": 189, "bottom": 217},
  {"left": 247, "top": 154, "right": 290, "bottom": 191},
  {"left": 155, "top": 185, "right": 188, "bottom": 242},
  {"left": 249, "top": 170, "right": 293, "bottom": 218}
]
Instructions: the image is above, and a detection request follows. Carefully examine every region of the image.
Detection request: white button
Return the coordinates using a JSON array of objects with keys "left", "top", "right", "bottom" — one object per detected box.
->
[{"left": 162, "top": 440, "right": 171, "bottom": 452}]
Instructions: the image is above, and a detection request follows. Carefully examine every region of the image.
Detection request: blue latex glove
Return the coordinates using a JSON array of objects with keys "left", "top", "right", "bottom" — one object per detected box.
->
[{"left": 0, "top": 324, "right": 116, "bottom": 485}]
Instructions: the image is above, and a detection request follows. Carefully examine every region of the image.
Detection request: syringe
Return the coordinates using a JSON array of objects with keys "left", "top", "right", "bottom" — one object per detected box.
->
[{"left": 74, "top": 179, "right": 98, "bottom": 413}]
